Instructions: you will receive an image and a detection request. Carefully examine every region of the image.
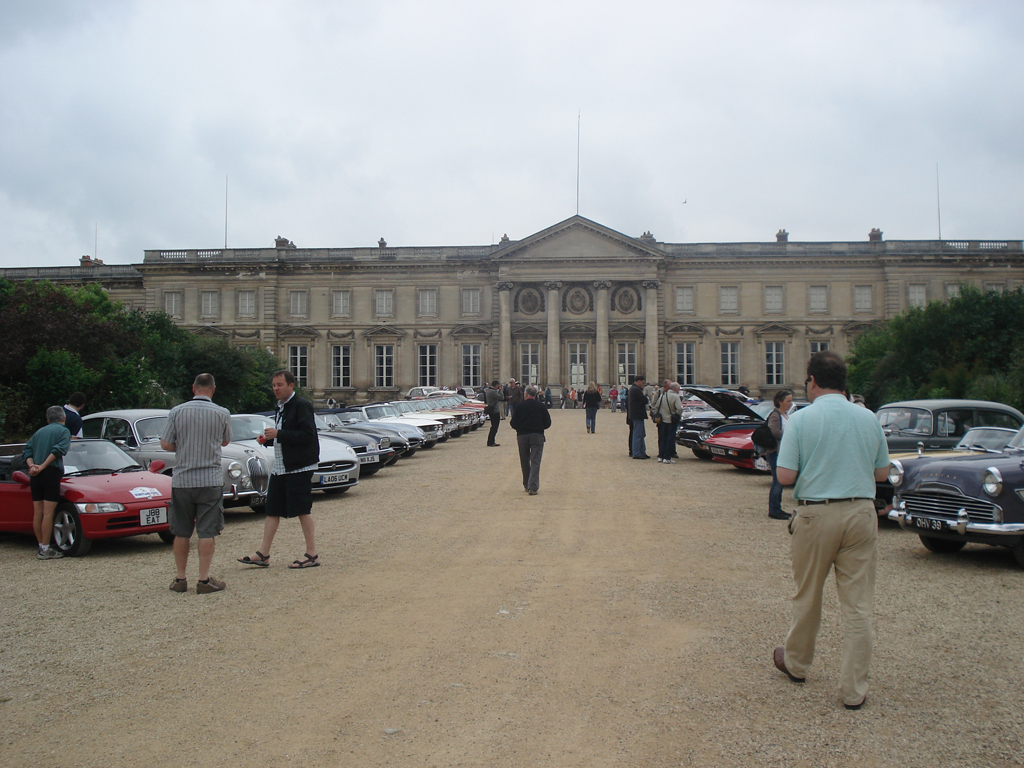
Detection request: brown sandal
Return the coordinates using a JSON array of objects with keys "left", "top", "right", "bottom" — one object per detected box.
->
[{"left": 237, "top": 551, "right": 270, "bottom": 567}]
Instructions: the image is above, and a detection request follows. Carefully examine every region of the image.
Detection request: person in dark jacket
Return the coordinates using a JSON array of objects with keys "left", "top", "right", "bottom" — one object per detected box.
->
[
  {"left": 484, "top": 379, "right": 505, "bottom": 447},
  {"left": 581, "top": 381, "right": 602, "bottom": 433},
  {"left": 627, "top": 375, "right": 650, "bottom": 459},
  {"left": 239, "top": 370, "right": 322, "bottom": 569},
  {"left": 510, "top": 385, "right": 552, "bottom": 495},
  {"left": 765, "top": 389, "right": 793, "bottom": 520}
]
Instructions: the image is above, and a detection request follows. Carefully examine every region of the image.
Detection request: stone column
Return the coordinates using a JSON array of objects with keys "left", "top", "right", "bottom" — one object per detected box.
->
[
  {"left": 544, "top": 281, "right": 562, "bottom": 388},
  {"left": 497, "top": 282, "right": 514, "bottom": 383},
  {"left": 643, "top": 280, "right": 660, "bottom": 380},
  {"left": 594, "top": 281, "right": 612, "bottom": 389}
]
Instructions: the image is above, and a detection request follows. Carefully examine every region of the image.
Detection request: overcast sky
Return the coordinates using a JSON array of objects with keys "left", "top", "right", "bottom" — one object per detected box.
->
[{"left": 1, "top": 1, "right": 1022, "bottom": 268}]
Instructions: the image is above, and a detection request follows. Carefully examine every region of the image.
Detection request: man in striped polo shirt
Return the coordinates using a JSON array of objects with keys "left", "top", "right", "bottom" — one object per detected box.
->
[{"left": 160, "top": 373, "right": 232, "bottom": 594}]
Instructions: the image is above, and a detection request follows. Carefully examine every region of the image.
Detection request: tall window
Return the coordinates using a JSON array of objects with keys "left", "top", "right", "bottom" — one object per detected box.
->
[
  {"left": 765, "top": 341, "right": 784, "bottom": 386},
  {"left": 720, "top": 342, "right": 739, "bottom": 386},
  {"left": 720, "top": 286, "right": 738, "bottom": 313},
  {"left": 418, "top": 289, "right": 437, "bottom": 317},
  {"left": 375, "top": 290, "right": 393, "bottom": 317},
  {"left": 237, "top": 290, "right": 256, "bottom": 317},
  {"left": 675, "top": 286, "right": 694, "bottom": 313},
  {"left": 289, "top": 290, "right": 307, "bottom": 317},
  {"left": 164, "top": 291, "right": 182, "bottom": 318},
  {"left": 945, "top": 283, "right": 960, "bottom": 300},
  {"left": 461, "top": 288, "right": 481, "bottom": 315},
  {"left": 764, "top": 286, "right": 783, "bottom": 313},
  {"left": 519, "top": 342, "right": 540, "bottom": 385},
  {"left": 809, "top": 341, "right": 830, "bottom": 355},
  {"left": 418, "top": 344, "right": 438, "bottom": 386},
  {"left": 200, "top": 291, "right": 219, "bottom": 317},
  {"left": 676, "top": 342, "right": 695, "bottom": 385},
  {"left": 332, "top": 290, "right": 350, "bottom": 317},
  {"left": 616, "top": 342, "right": 637, "bottom": 387},
  {"left": 854, "top": 285, "right": 872, "bottom": 312},
  {"left": 374, "top": 344, "right": 394, "bottom": 387},
  {"left": 288, "top": 345, "right": 308, "bottom": 387},
  {"left": 985, "top": 282, "right": 1005, "bottom": 294},
  {"left": 461, "top": 344, "right": 482, "bottom": 387},
  {"left": 568, "top": 342, "right": 588, "bottom": 389},
  {"left": 331, "top": 345, "right": 351, "bottom": 388},
  {"left": 809, "top": 286, "right": 827, "bottom": 312},
  {"left": 908, "top": 284, "right": 926, "bottom": 309}
]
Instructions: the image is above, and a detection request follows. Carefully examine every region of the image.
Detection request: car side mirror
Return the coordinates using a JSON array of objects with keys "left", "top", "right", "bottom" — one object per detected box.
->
[
  {"left": 12, "top": 470, "right": 30, "bottom": 484},
  {"left": 149, "top": 460, "right": 166, "bottom": 474}
]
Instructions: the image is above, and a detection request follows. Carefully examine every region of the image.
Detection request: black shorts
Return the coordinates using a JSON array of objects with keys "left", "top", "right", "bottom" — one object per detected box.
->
[
  {"left": 29, "top": 465, "right": 63, "bottom": 502},
  {"left": 265, "top": 470, "right": 314, "bottom": 519}
]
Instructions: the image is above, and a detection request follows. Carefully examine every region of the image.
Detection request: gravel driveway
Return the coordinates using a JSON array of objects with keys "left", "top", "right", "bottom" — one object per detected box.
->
[{"left": 1, "top": 408, "right": 1022, "bottom": 767}]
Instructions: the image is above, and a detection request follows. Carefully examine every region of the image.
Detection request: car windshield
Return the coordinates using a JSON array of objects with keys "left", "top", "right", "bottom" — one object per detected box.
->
[
  {"left": 319, "top": 413, "right": 342, "bottom": 428},
  {"left": 63, "top": 441, "right": 143, "bottom": 475},
  {"left": 313, "top": 414, "right": 333, "bottom": 430},
  {"left": 231, "top": 415, "right": 273, "bottom": 440},
  {"left": 135, "top": 417, "right": 167, "bottom": 442},
  {"left": 364, "top": 405, "right": 392, "bottom": 420},
  {"left": 751, "top": 402, "right": 774, "bottom": 419},
  {"left": 877, "top": 407, "right": 933, "bottom": 435},
  {"left": 337, "top": 412, "right": 366, "bottom": 424},
  {"left": 1008, "top": 427, "right": 1024, "bottom": 450},
  {"left": 954, "top": 427, "right": 1017, "bottom": 452}
]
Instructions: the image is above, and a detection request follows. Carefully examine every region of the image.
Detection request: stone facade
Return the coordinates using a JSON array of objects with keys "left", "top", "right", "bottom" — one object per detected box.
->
[{"left": 5, "top": 216, "right": 1023, "bottom": 401}]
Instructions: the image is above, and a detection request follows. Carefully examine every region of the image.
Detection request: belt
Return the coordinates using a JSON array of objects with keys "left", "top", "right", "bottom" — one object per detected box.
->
[{"left": 796, "top": 497, "right": 870, "bottom": 506}]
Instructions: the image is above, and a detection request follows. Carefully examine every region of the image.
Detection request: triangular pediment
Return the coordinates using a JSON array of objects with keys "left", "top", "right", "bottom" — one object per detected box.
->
[
  {"left": 363, "top": 324, "right": 406, "bottom": 338},
  {"left": 491, "top": 216, "right": 665, "bottom": 261},
  {"left": 843, "top": 321, "right": 883, "bottom": 335},
  {"left": 278, "top": 325, "right": 321, "bottom": 339},
  {"left": 511, "top": 323, "right": 548, "bottom": 336},
  {"left": 665, "top": 322, "right": 709, "bottom": 336},
  {"left": 450, "top": 324, "right": 491, "bottom": 339},
  {"left": 192, "top": 325, "right": 230, "bottom": 338},
  {"left": 609, "top": 322, "right": 646, "bottom": 335},
  {"left": 754, "top": 323, "right": 798, "bottom": 337}
]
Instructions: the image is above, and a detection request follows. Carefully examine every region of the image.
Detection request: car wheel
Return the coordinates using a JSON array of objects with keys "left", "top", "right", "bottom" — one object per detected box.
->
[
  {"left": 51, "top": 504, "right": 92, "bottom": 557},
  {"left": 692, "top": 448, "right": 712, "bottom": 461},
  {"left": 422, "top": 441, "right": 436, "bottom": 449},
  {"left": 157, "top": 530, "right": 175, "bottom": 545},
  {"left": 1011, "top": 537, "right": 1024, "bottom": 569},
  {"left": 404, "top": 449, "right": 417, "bottom": 458},
  {"left": 919, "top": 535, "right": 966, "bottom": 554}
]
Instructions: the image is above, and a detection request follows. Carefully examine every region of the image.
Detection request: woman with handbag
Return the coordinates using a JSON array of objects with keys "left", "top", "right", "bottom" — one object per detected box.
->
[{"left": 765, "top": 389, "right": 793, "bottom": 520}]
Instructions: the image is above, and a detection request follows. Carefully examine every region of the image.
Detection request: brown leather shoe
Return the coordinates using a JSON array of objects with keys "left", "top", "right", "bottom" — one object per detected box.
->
[
  {"left": 196, "top": 577, "right": 226, "bottom": 594},
  {"left": 773, "top": 646, "right": 805, "bottom": 683}
]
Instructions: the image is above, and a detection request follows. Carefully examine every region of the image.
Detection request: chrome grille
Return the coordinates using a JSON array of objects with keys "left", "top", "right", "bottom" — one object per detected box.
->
[
  {"left": 899, "top": 490, "right": 999, "bottom": 524},
  {"left": 246, "top": 456, "right": 270, "bottom": 495},
  {"left": 318, "top": 459, "right": 356, "bottom": 472}
]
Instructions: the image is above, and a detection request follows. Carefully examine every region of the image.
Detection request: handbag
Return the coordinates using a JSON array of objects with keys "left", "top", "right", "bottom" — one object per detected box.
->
[
  {"left": 751, "top": 423, "right": 777, "bottom": 450},
  {"left": 650, "top": 393, "right": 663, "bottom": 425}
]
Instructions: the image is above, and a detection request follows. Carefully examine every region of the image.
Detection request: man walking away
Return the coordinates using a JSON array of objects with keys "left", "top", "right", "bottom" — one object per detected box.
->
[
  {"left": 160, "top": 373, "right": 232, "bottom": 594},
  {"left": 510, "top": 385, "right": 551, "bottom": 495},
  {"left": 772, "top": 351, "right": 889, "bottom": 711},
  {"left": 484, "top": 379, "right": 505, "bottom": 447},
  {"left": 23, "top": 406, "right": 71, "bottom": 559},
  {"left": 627, "top": 375, "right": 650, "bottom": 459},
  {"left": 62, "top": 392, "right": 86, "bottom": 439}
]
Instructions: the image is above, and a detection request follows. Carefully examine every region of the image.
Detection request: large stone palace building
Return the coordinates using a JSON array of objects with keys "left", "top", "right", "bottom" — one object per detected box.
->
[{"left": 4, "top": 215, "right": 1022, "bottom": 401}]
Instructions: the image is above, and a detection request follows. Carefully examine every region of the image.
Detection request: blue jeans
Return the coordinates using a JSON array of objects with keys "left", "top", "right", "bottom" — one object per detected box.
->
[
  {"left": 585, "top": 407, "right": 598, "bottom": 432},
  {"left": 767, "top": 450, "right": 784, "bottom": 516},
  {"left": 631, "top": 419, "right": 647, "bottom": 457}
]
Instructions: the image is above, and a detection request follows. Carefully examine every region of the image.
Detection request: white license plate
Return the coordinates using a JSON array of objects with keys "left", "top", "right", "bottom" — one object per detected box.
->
[
  {"left": 914, "top": 517, "right": 948, "bottom": 531},
  {"left": 320, "top": 473, "right": 349, "bottom": 485},
  {"left": 141, "top": 506, "right": 167, "bottom": 526},
  {"left": 359, "top": 455, "right": 379, "bottom": 464},
  {"left": 753, "top": 457, "right": 770, "bottom": 472},
  {"left": 710, "top": 446, "right": 726, "bottom": 455}
]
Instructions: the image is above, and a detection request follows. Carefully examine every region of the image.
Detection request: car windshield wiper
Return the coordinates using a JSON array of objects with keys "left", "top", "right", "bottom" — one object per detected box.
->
[
  {"left": 115, "top": 465, "right": 146, "bottom": 472},
  {"left": 64, "top": 468, "right": 116, "bottom": 477}
]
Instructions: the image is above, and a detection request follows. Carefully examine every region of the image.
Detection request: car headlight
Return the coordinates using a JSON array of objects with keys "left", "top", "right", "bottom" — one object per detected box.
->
[
  {"left": 379, "top": 437, "right": 391, "bottom": 448},
  {"left": 699, "top": 430, "right": 712, "bottom": 442},
  {"left": 76, "top": 502, "right": 126, "bottom": 513},
  {"left": 888, "top": 460, "right": 904, "bottom": 487},
  {"left": 982, "top": 467, "right": 1003, "bottom": 497},
  {"left": 227, "top": 461, "right": 244, "bottom": 480}
]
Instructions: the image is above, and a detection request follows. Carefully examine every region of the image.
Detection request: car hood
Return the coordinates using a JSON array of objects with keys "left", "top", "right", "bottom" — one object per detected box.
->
[
  {"left": 704, "top": 427, "right": 755, "bottom": 447},
  {"left": 901, "top": 451, "right": 1024, "bottom": 489},
  {"left": 60, "top": 471, "right": 172, "bottom": 503},
  {"left": 682, "top": 387, "right": 761, "bottom": 420}
]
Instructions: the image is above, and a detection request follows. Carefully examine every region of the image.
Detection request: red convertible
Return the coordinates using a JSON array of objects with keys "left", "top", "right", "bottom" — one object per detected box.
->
[{"left": 0, "top": 439, "right": 173, "bottom": 556}]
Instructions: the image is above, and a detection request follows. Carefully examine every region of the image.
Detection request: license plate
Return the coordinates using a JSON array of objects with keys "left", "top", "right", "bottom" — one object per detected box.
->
[
  {"left": 753, "top": 457, "right": 770, "bottom": 472},
  {"left": 913, "top": 517, "right": 948, "bottom": 531},
  {"left": 141, "top": 506, "right": 167, "bottom": 526},
  {"left": 359, "top": 455, "right": 379, "bottom": 464},
  {"left": 320, "top": 472, "right": 349, "bottom": 486},
  {"left": 710, "top": 446, "right": 726, "bottom": 455}
]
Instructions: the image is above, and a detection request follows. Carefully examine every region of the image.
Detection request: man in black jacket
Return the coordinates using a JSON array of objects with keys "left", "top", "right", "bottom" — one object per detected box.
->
[
  {"left": 510, "top": 385, "right": 552, "bottom": 495},
  {"left": 484, "top": 380, "right": 505, "bottom": 446},
  {"left": 627, "top": 375, "right": 650, "bottom": 459},
  {"left": 239, "top": 370, "right": 322, "bottom": 569}
]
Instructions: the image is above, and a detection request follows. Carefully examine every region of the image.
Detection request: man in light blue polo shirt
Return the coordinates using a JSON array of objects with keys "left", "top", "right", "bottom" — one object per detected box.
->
[{"left": 772, "top": 351, "right": 889, "bottom": 711}]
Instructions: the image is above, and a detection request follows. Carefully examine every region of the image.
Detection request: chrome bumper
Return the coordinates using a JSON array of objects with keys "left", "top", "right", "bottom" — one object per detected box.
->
[{"left": 888, "top": 507, "right": 1024, "bottom": 536}]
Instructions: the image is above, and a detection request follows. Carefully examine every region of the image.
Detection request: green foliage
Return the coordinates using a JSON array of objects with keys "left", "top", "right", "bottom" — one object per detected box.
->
[
  {"left": 849, "top": 286, "right": 1024, "bottom": 410},
  {"left": 0, "top": 278, "right": 284, "bottom": 440}
]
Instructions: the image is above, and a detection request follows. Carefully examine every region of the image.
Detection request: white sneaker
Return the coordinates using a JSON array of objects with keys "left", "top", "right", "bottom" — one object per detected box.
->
[
  {"left": 657, "top": 458, "right": 664, "bottom": 463},
  {"left": 665, "top": 459, "right": 676, "bottom": 464}
]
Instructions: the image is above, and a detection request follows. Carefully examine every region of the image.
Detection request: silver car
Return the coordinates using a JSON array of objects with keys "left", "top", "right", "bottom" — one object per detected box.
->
[{"left": 82, "top": 409, "right": 269, "bottom": 510}]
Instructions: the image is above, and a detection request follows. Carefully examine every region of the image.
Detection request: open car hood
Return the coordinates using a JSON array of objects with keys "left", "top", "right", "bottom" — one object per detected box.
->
[{"left": 682, "top": 387, "right": 762, "bottom": 420}]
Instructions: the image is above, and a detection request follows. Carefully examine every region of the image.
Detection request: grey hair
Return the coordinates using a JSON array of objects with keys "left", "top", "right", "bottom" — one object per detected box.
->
[
  {"left": 525, "top": 385, "right": 539, "bottom": 397},
  {"left": 46, "top": 405, "right": 66, "bottom": 424}
]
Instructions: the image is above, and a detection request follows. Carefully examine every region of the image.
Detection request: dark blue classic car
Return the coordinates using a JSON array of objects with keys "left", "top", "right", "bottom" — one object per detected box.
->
[{"left": 887, "top": 425, "right": 1024, "bottom": 568}]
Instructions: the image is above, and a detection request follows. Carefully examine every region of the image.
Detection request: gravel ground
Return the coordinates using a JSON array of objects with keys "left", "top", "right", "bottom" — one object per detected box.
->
[{"left": 1, "top": 408, "right": 1023, "bottom": 768}]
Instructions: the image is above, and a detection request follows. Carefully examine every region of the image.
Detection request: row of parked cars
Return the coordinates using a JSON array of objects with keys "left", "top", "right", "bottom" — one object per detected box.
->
[
  {"left": 675, "top": 386, "right": 1024, "bottom": 568},
  {"left": 0, "top": 394, "right": 487, "bottom": 557}
]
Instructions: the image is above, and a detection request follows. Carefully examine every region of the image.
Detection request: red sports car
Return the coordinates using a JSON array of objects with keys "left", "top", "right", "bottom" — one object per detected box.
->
[
  {"left": 702, "top": 427, "right": 771, "bottom": 472},
  {"left": 0, "top": 439, "right": 173, "bottom": 556}
]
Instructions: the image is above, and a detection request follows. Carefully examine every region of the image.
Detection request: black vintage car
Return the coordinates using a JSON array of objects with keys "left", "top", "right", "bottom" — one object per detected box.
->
[
  {"left": 887, "top": 425, "right": 1024, "bottom": 568},
  {"left": 675, "top": 387, "right": 767, "bottom": 460},
  {"left": 876, "top": 399, "right": 1024, "bottom": 452}
]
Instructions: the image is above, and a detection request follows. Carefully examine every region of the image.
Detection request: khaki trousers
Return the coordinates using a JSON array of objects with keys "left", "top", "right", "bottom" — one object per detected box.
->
[{"left": 784, "top": 498, "right": 877, "bottom": 706}]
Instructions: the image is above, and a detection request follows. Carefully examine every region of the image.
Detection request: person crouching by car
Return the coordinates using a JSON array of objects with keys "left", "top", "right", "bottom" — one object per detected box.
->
[{"left": 23, "top": 406, "right": 71, "bottom": 560}]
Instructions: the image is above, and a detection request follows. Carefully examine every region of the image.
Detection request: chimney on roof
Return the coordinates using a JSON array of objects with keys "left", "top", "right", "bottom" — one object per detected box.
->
[
  {"left": 80, "top": 255, "right": 103, "bottom": 266},
  {"left": 776, "top": 229, "right": 789, "bottom": 243},
  {"left": 869, "top": 228, "right": 883, "bottom": 242}
]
